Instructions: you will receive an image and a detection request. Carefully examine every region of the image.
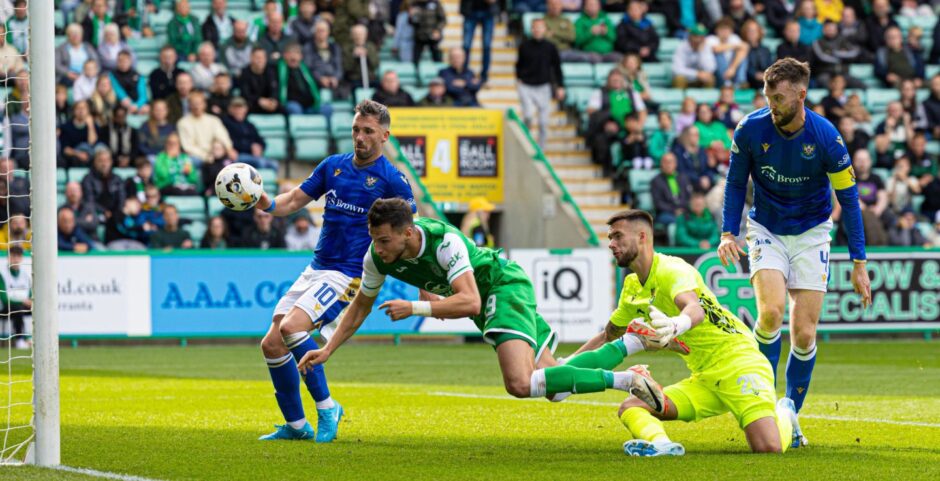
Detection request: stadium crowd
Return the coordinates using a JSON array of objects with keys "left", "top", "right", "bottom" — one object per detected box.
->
[
  {"left": 0, "top": 0, "right": 933, "bottom": 253},
  {"left": 519, "top": 0, "right": 940, "bottom": 248}
]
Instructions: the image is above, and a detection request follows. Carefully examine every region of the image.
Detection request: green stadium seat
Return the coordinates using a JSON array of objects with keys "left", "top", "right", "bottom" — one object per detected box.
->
[
  {"left": 187, "top": 220, "right": 207, "bottom": 244},
  {"left": 378, "top": 62, "right": 417, "bottom": 85},
  {"left": 927, "top": 64, "right": 940, "bottom": 80},
  {"left": 330, "top": 111, "right": 354, "bottom": 138},
  {"left": 288, "top": 114, "right": 329, "bottom": 162},
  {"left": 127, "top": 114, "right": 148, "bottom": 129},
  {"left": 848, "top": 64, "right": 878, "bottom": 88},
  {"left": 403, "top": 86, "right": 428, "bottom": 103},
  {"left": 336, "top": 137, "right": 354, "bottom": 153},
  {"left": 418, "top": 61, "right": 448, "bottom": 84},
  {"left": 136, "top": 59, "right": 159, "bottom": 76},
  {"left": 926, "top": 141, "right": 940, "bottom": 156},
  {"left": 355, "top": 88, "right": 374, "bottom": 104},
  {"left": 57, "top": 168, "right": 67, "bottom": 185},
  {"left": 164, "top": 196, "right": 207, "bottom": 220},
  {"left": 917, "top": 89, "right": 931, "bottom": 103},
  {"left": 562, "top": 63, "right": 594, "bottom": 87},
  {"left": 629, "top": 169, "right": 659, "bottom": 195},
  {"left": 734, "top": 89, "right": 756, "bottom": 105},
  {"left": 248, "top": 114, "right": 288, "bottom": 160},
  {"left": 57, "top": 192, "right": 66, "bottom": 207},
  {"left": 593, "top": 63, "right": 615, "bottom": 87},
  {"left": 650, "top": 88, "right": 685, "bottom": 111},
  {"left": 635, "top": 191, "right": 653, "bottom": 212},
  {"left": 912, "top": 195, "right": 925, "bottom": 214},
  {"left": 647, "top": 13, "right": 666, "bottom": 36},
  {"left": 207, "top": 196, "right": 226, "bottom": 217},
  {"left": 258, "top": 168, "right": 278, "bottom": 195},
  {"left": 872, "top": 168, "right": 891, "bottom": 181},
  {"left": 113, "top": 167, "right": 136, "bottom": 179},
  {"left": 658, "top": 38, "right": 680, "bottom": 58},
  {"left": 685, "top": 88, "right": 720, "bottom": 105},
  {"left": 763, "top": 37, "right": 782, "bottom": 53},
  {"left": 68, "top": 167, "right": 89, "bottom": 182},
  {"left": 866, "top": 88, "right": 900, "bottom": 113},
  {"left": 127, "top": 36, "right": 165, "bottom": 56},
  {"left": 807, "top": 88, "right": 828, "bottom": 104},
  {"left": 564, "top": 86, "right": 594, "bottom": 112},
  {"left": 644, "top": 62, "right": 671, "bottom": 87}
]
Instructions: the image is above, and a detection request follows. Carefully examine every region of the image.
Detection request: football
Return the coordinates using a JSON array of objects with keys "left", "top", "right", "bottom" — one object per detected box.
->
[{"left": 215, "top": 163, "right": 264, "bottom": 211}]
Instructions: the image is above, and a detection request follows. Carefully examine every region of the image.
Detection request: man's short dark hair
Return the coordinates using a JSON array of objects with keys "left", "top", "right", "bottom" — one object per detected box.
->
[
  {"left": 355, "top": 99, "right": 391, "bottom": 128},
  {"left": 764, "top": 58, "right": 811, "bottom": 89},
  {"left": 607, "top": 209, "right": 654, "bottom": 229},
  {"left": 368, "top": 198, "right": 413, "bottom": 231},
  {"left": 8, "top": 245, "right": 23, "bottom": 257}
]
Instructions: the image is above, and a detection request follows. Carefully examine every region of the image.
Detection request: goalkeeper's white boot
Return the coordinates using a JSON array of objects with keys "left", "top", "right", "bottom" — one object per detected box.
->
[
  {"left": 623, "top": 439, "right": 685, "bottom": 457},
  {"left": 626, "top": 365, "right": 666, "bottom": 414},
  {"left": 777, "top": 397, "right": 808, "bottom": 448}
]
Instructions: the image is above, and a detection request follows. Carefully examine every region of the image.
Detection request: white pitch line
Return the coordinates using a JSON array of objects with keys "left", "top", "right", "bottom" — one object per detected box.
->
[
  {"left": 427, "top": 391, "right": 940, "bottom": 428},
  {"left": 53, "top": 465, "right": 165, "bottom": 481}
]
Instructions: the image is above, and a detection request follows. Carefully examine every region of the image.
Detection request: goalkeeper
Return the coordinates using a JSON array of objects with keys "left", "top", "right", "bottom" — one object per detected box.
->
[{"left": 572, "top": 209, "right": 797, "bottom": 456}]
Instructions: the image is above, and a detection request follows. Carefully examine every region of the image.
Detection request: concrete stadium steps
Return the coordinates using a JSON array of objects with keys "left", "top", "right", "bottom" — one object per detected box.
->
[
  {"left": 570, "top": 191, "right": 622, "bottom": 206},
  {"left": 564, "top": 178, "right": 617, "bottom": 193},
  {"left": 541, "top": 149, "right": 592, "bottom": 164},
  {"left": 552, "top": 165, "right": 604, "bottom": 179},
  {"left": 439, "top": 0, "right": 623, "bottom": 243}
]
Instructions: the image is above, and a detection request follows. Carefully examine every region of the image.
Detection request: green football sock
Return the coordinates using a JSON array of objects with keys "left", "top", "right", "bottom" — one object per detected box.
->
[
  {"left": 563, "top": 341, "right": 628, "bottom": 370},
  {"left": 544, "top": 365, "right": 614, "bottom": 394}
]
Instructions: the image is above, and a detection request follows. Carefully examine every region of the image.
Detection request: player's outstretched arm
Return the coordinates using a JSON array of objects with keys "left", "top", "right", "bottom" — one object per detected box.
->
[
  {"left": 298, "top": 292, "right": 378, "bottom": 374},
  {"left": 255, "top": 187, "right": 314, "bottom": 217},
  {"left": 380, "top": 272, "right": 482, "bottom": 321},
  {"left": 569, "top": 322, "right": 626, "bottom": 357}
]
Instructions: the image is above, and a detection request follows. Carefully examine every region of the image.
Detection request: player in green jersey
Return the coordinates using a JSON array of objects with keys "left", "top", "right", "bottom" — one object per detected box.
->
[
  {"left": 297, "top": 198, "right": 667, "bottom": 408},
  {"left": 574, "top": 209, "right": 798, "bottom": 456}
]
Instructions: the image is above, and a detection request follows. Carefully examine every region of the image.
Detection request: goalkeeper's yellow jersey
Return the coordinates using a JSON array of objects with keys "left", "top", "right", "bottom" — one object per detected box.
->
[{"left": 610, "top": 253, "right": 759, "bottom": 373}]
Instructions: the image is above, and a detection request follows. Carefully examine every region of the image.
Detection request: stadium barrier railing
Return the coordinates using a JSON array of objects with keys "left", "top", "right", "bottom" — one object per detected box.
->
[{"left": 506, "top": 108, "right": 600, "bottom": 247}]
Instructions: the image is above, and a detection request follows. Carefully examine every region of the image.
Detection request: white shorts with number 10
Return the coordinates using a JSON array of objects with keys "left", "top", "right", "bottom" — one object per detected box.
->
[
  {"left": 745, "top": 218, "right": 833, "bottom": 292},
  {"left": 274, "top": 266, "right": 360, "bottom": 336}
]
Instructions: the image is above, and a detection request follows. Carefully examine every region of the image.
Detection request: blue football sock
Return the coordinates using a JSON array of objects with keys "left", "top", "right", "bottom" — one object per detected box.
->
[
  {"left": 754, "top": 326, "right": 782, "bottom": 385},
  {"left": 786, "top": 343, "right": 817, "bottom": 413},
  {"left": 265, "top": 353, "right": 305, "bottom": 423},
  {"left": 285, "top": 332, "right": 331, "bottom": 403}
]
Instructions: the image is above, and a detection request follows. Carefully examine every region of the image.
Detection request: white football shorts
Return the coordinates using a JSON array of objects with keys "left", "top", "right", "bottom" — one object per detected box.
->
[
  {"left": 274, "top": 266, "right": 360, "bottom": 334},
  {"left": 745, "top": 218, "right": 833, "bottom": 292}
]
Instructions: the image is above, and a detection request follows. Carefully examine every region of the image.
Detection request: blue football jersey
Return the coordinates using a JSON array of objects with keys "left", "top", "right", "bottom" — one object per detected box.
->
[
  {"left": 300, "top": 153, "right": 416, "bottom": 277},
  {"left": 722, "top": 106, "right": 857, "bottom": 237}
]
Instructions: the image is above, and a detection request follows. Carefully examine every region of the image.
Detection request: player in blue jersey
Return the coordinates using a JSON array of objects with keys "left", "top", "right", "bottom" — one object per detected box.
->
[
  {"left": 253, "top": 100, "right": 416, "bottom": 442},
  {"left": 717, "top": 59, "right": 872, "bottom": 448}
]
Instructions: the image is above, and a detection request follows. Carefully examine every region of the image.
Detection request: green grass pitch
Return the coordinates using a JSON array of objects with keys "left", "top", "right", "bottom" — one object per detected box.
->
[{"left": 3, "top": 341, "right": 940, "bottom": 480}]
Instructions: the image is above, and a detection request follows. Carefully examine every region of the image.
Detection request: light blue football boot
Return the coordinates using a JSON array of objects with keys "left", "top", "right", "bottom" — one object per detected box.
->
[
  {"left": 315, "top": 403, "right": 344, "bottom": 443},
  {"left": 623, "top": 439, "right": 686, "bottom": 457},
  {"left": 258, "top": 422, "right": 316, "bottom": 441},
  {"left": 777, "top": 397, "right": 808, "bottom": 448}
]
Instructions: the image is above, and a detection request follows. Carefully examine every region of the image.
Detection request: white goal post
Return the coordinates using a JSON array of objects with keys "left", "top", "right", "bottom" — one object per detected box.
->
[{"left": 30, "top": 0, "right": 60, "bottom": 467}]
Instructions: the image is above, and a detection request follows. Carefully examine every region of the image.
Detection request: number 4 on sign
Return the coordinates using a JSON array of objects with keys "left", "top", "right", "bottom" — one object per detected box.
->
[{"left": 431, "top": 140, "right": 451, "bottom": 174}]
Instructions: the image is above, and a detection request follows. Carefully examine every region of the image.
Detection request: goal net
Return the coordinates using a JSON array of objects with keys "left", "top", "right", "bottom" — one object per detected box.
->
[{"left": 0, "top": 0, "right": 59, "bottom": 466}]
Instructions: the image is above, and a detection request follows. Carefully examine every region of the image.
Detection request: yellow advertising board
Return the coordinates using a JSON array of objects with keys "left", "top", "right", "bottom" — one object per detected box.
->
[{"left": 389, "top": 108, "right": 504, "bottom": 203}]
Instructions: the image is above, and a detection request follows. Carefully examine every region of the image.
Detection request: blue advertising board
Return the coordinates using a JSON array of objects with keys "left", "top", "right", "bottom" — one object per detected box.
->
[{"left": 150, "top": 252, "right": 423, "bottom": 336}]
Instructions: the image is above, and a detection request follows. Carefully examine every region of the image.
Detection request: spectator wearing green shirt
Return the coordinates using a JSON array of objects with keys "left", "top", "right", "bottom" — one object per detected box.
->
[
  {"left": 647, "top": 110, "right": 675, "bottom": 163},
  {"left": 544, "top": 0, "right": 592, "bottom": 62},
  {"left": 675, "top": 192, "right": 720, "bottom": 248},
  {"left": 168, "top": 0, "right": 203, "bottom": 62},
  {"left": 573, "top": 0, "right": 620, "bottom": 63},
  {"left": 693, "top": 103, "right": 731, "bottom": 149},
  {"left": 154, "top": 133, "right": 200, "bottom": 196}
]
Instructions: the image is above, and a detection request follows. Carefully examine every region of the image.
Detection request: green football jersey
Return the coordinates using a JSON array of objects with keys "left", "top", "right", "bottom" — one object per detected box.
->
[
  {"left": 360, "top": 217, "right": 507, "bottom": 299},
  {"left": 610, "top": 253, "right": 758, "bottom": 373}
]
